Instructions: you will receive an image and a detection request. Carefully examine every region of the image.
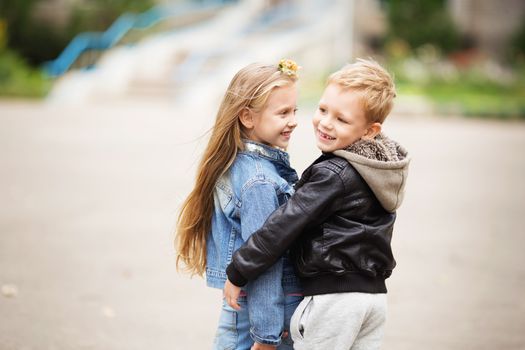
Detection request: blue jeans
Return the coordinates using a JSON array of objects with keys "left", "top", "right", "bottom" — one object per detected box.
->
[{"left": 213, "top": 295, "right": 303, "bottom": 350}]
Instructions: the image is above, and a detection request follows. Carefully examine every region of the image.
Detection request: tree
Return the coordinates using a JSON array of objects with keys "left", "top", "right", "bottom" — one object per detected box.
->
[{"left": 387, "top": 0, "right": 460, "bottom": 53}]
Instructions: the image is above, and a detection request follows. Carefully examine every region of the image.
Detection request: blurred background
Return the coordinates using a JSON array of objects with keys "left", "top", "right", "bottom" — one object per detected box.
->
[{"left": 1, "top": 0, "right": 524, "bottom": 349}]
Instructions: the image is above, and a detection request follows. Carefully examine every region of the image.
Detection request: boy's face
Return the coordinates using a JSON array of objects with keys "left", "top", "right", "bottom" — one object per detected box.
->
[{"left": 312, "top": 84, "right": 371, "bottom": 153}]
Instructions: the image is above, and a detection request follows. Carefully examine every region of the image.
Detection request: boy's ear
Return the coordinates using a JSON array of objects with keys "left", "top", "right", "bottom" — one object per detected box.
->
[
  {"left": 362, "top": 122, "right": 382, "bottom": 140},
  {"left": 239, "top": 108, "right": 254, "bottom": 129}
]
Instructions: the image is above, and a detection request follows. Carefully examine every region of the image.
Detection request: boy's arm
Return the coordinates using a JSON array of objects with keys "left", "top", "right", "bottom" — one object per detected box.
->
[
  {"left": 227, "top": 165, "right": 345, "bottom": 287},
  {"left": 240, "top": 181, "right": 285, "bottom": 347}
]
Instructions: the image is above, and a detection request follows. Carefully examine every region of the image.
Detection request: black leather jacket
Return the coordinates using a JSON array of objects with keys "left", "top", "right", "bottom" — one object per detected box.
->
[{"left": 227, "top": 153, "right": 397, "bottom": 296}]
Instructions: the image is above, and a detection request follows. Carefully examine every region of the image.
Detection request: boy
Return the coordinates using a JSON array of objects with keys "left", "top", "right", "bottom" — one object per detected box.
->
[{"left": 224, "top": 58, "right": 410, "bottom": 350}]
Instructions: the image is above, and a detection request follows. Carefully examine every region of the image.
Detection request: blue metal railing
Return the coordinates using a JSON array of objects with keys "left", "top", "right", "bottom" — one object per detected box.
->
[{"left": 44, "top": 1, "right": 234, "bottom": 77}]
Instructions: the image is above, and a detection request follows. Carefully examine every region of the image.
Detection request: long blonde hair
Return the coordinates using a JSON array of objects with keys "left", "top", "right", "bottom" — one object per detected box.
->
[{"left": 175, "top": 62, "right": 298, "bottom": 276}]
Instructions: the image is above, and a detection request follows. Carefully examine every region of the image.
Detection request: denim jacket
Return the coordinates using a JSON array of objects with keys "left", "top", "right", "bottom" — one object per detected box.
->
[{"left": 206, "top": 140, "right": 302, "bottom": 345}]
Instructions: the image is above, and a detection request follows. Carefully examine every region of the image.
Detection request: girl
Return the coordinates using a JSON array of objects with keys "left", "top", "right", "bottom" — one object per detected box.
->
[{"left": 176, "top": 60, "right": 303, "bottom": 350}]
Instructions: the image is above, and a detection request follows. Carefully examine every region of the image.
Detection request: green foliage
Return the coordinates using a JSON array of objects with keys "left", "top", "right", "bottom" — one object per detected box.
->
[
  {"left": 0, "top": 0, "right": 155, "bottom": 67},
  {"left": 0, "top": 0, "right": 155, "bottom": 96},
  {"left": 0, "top": 0, "right": 63, "bottom": 65},
  {"left": 509, "top": 21, "right": 525, "bottom": 62},
  {"left": 389, "top": 58, "right": 525, "bottom": 119},
  {"left": 383, "top": 0, "right": 525, "bottom": 119},
  {"left": 0, "top": 49, "right": 51, "bottom": 97},
  {"left": 68, "top": 0, "right": 155, "bottom": 33},
  {"left": 386, "top": 0, "right": 460, "bottom": 54}
]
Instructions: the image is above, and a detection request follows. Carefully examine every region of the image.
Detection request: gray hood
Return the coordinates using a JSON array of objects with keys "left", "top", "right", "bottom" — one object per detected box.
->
[{"left": 333, "top": 133, "right": 410, "bottom": 213}]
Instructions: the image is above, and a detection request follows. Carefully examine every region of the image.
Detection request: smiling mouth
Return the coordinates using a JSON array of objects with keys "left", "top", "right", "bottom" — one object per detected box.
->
[
  {"left": 318, "top": 130, "right": 335, "bottom": 140},
  {"left": 281, "top": 131, "right": 292, "bottom": 137}
]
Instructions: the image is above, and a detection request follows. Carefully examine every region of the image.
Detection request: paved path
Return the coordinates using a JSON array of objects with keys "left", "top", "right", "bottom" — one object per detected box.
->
[{"left": 1, "top": 100, "right": 524, "bottom": 350}]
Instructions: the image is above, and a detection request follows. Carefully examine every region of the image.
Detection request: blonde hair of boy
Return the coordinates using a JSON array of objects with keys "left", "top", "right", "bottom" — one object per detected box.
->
[
  {"left": 175, "top": 62, "right": 298, "bottom": 276},
  {"left": 328, "top": 58, "right": 396, "bottom": 124}
]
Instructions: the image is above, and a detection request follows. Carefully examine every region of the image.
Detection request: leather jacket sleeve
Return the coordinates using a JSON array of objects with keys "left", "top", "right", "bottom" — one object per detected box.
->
[{"left": 227, "top": 164, "right": 346, "bottom": 286}]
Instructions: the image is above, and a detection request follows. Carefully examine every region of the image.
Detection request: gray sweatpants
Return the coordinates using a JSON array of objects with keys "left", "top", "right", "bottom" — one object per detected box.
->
[{"left": 290, "top": 293, "right": 387, "bottom": 350}]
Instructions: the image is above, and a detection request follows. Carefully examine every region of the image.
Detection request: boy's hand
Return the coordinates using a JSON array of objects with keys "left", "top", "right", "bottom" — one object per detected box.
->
[
  {"left": 251, "top": 343, "right": 277, "bottom": 350},
  {"left": 223, "top": 278, "right": 242, "bottom": 310}
]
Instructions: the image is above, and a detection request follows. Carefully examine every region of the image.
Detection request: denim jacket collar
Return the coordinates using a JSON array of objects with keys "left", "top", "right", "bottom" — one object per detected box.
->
[{"left": 242, "top": 140, "right": 291, "bottom": 165}]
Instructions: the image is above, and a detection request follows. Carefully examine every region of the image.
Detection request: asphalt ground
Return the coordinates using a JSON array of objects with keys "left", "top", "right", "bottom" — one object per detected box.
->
[{"left": 1, "top": 100, "right": 524, "bottom": 350}]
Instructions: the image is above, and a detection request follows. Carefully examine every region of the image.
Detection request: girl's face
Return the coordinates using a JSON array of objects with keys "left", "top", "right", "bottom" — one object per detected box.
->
[{"left": 248, "top": 84, "right": 298, "bottom": 149}]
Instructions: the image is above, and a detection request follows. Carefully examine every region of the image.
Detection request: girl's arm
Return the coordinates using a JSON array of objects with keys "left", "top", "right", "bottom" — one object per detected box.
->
[{"left": 239, "top": 180, "right": 286, "bottom": 347}]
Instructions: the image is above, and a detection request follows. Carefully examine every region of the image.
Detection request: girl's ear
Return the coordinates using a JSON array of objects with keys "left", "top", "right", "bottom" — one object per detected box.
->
[
  {"left": 239, "top": 108, "right": 255, "bottom": 129},
  {"left": 362, "top": 122, "right": 382, "bottom": 140}
]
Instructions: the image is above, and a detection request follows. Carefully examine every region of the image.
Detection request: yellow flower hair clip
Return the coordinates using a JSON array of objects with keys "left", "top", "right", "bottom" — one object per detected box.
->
[{"left": 278, "top": 59, "right": 301, "bottom": 77}]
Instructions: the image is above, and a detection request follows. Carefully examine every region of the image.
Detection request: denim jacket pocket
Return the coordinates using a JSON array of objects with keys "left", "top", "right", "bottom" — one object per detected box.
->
[{"left": 215, "top": 175, "right": 233, "bottom": 210}]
